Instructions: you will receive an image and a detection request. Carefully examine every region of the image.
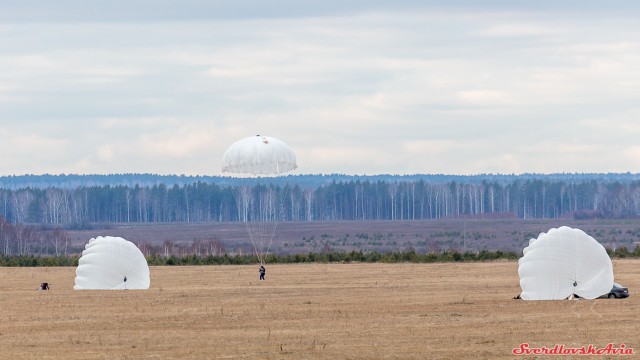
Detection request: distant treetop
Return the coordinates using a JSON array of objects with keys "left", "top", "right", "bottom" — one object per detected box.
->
[{"left": 1, "top": 172, "right": 640, "bottom": 190}]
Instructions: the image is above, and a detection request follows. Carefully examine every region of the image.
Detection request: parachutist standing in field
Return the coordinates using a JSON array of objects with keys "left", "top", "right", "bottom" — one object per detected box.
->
[{"left": 259, "top": 265, "right": 266, "bottom": 280}]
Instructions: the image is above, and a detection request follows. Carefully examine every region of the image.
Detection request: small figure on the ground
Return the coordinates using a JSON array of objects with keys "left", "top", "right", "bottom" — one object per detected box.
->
[
  {"left": 259, "top": 265, "right": 266, "bottom": 280},
  {"left": 39, "top": 282, "right": 49, "bottom": 291}
]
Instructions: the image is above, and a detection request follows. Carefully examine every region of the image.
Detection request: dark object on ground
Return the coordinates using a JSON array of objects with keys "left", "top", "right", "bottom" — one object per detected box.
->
[
  {"left": 39, "top": 282, "right": 49, "bottom": 290},
  {"left": 598, "top": 283, "right": 629, "bottom": 299}
]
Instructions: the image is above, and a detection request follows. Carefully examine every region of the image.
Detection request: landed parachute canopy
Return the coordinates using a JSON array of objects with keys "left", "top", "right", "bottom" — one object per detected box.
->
[
  {"left": 74, "top": 236, "right": 150, "bottom": 290},
  {"left": 518, "top": 226, "right": 613, "bottom": 300},
  {"left": 222, "top": 135, "right": 297, "bottom": 175}
]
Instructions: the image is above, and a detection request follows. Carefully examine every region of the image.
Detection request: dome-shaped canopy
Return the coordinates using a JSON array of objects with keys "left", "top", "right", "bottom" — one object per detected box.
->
[
  {"left": 74, "top": 236, "right": 150, "bottom": 290},
  {"left": 222, "top": 135, "right": 297, "bottom": 175},
  {"left": 518, "top": 226, "right": 613, "bottom": 300}
]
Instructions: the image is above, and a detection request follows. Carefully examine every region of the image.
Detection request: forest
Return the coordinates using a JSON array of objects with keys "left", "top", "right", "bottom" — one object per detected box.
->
[
  {"left": 2, "top": 173, "right": 640, "bottom": 257},
  {"left": 1, "top": 174, "right": 640, "bottom": 225}
]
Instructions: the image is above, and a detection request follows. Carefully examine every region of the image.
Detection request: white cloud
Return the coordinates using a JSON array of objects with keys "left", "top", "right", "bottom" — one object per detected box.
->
[
  {"left": 477, "top": 23, "right": 565, "bottom": 38},
  {"left": 457, "top": 90, "right": 510, "bottom": 105},
  {"left": 2, "top": 4, "right": 640, "bottom": 175},
  {"left": 72, "top": 65, "right": 146, "bottom": 84}
]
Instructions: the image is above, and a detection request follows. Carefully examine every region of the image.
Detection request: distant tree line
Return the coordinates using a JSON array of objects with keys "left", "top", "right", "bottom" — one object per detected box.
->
[
  {"left": 3, "top": 172, "right": 640, "bottom": 190},
  {"left": 0, "top": 216, "right": 70, "bottom": 256},
  {"left": 2, "top": 247, "right": 639, "bottom": 267},
  {"left": 2, "top": 178, "right": 640, "bottom": 225},
  {"left": 0, "top": 215, "right": 226, "bottom": 257}
]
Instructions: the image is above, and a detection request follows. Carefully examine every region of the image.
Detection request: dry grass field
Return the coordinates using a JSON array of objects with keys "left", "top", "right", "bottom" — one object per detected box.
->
[{"left": 1, "top": 260, "right": 638, "bottom": 359}]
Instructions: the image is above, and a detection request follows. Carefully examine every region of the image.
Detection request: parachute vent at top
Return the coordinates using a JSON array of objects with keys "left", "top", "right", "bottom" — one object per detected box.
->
[
  {"left": 74, "top": 236, "right": 150, "bottom": 290},
  {"left": 222, "top": 135, "right": 297, "bottom": 175},
  {"left": 517, "top": 226, "right": 613, "bottom": 300}
]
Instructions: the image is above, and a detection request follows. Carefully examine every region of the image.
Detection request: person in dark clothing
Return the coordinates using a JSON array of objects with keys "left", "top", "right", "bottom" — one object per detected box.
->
[{"left": 259, "top": 265, "right": 266, "bottom": 280}]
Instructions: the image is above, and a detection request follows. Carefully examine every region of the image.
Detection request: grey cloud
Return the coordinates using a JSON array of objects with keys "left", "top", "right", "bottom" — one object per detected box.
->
[
  {"left": 2, "top": 3, "right": 640, "bottom": 175},
  {"left": 1, "top": 1, "right": 639, "bottom": 23}
]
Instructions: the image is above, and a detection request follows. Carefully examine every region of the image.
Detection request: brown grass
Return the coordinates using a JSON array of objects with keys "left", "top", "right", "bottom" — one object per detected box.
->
[{"left": 1, "top": 260, "right": 638, "bottom": 359}]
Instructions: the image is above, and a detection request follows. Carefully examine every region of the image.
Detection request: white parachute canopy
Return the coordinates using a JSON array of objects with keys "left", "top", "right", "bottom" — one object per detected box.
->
[
  {"left": 518, "top": 226, "right": 613, "bottom": 300},
  {"left": 74, "top": 236, "right": 150, "bottom": 290},
  {"left": 222, "top": 135, "right": 297, "bottom": 175},
  {"left": 222, "top": 135, "right": 297, "bottom": 265}
]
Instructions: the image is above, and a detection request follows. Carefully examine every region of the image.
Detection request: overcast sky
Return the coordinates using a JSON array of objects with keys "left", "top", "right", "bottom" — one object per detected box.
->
[{"left": 1, "top": 1, "right": 640, "bottom": 176}]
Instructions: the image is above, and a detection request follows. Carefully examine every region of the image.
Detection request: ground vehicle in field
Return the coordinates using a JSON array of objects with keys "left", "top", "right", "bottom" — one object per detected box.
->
[{"left": 598, "top": 283, "right": 629, "bottom": 299}]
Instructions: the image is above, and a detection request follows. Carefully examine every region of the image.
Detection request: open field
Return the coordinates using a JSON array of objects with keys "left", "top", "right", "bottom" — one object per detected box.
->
[
  {"left": 1, "top": 260, "right": 638, "bottom": 359},
  {"left": 66, "top": 219, "right": 640, "bottom": 255}
]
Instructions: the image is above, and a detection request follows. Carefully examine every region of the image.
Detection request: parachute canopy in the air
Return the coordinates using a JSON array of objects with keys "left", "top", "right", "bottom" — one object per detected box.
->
[
  {"left": 222, "top": 135, "right": 297, "bottom": 175},
  {"left": 518, "top": 226, "right": 613, "bottom": 300},
  {"left": 74, "top": 236, "right": 150, "bottom": 290},
  {"left": 222, "top": 135, "right": 297, "bottom": 264}
]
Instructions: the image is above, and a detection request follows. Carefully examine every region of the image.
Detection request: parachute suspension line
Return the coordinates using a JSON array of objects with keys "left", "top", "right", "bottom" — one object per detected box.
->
[
  {"left": 233, "top": 186, "right": 261, "bottom": 263},
  {"left": 244, "top": 220, "right": 264, "bottom": 264},
  {"left": 265, "top": 194, "right": 285, "bottom": 260},
  {"left": 263, "top": 215, "right": 278, "bottom": 264},
  {"left": 258, "top": 188, "right": 279, "bottom": 265},
  {"left": 234, "top": 185, "right": 280, "bottom": 265}
]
